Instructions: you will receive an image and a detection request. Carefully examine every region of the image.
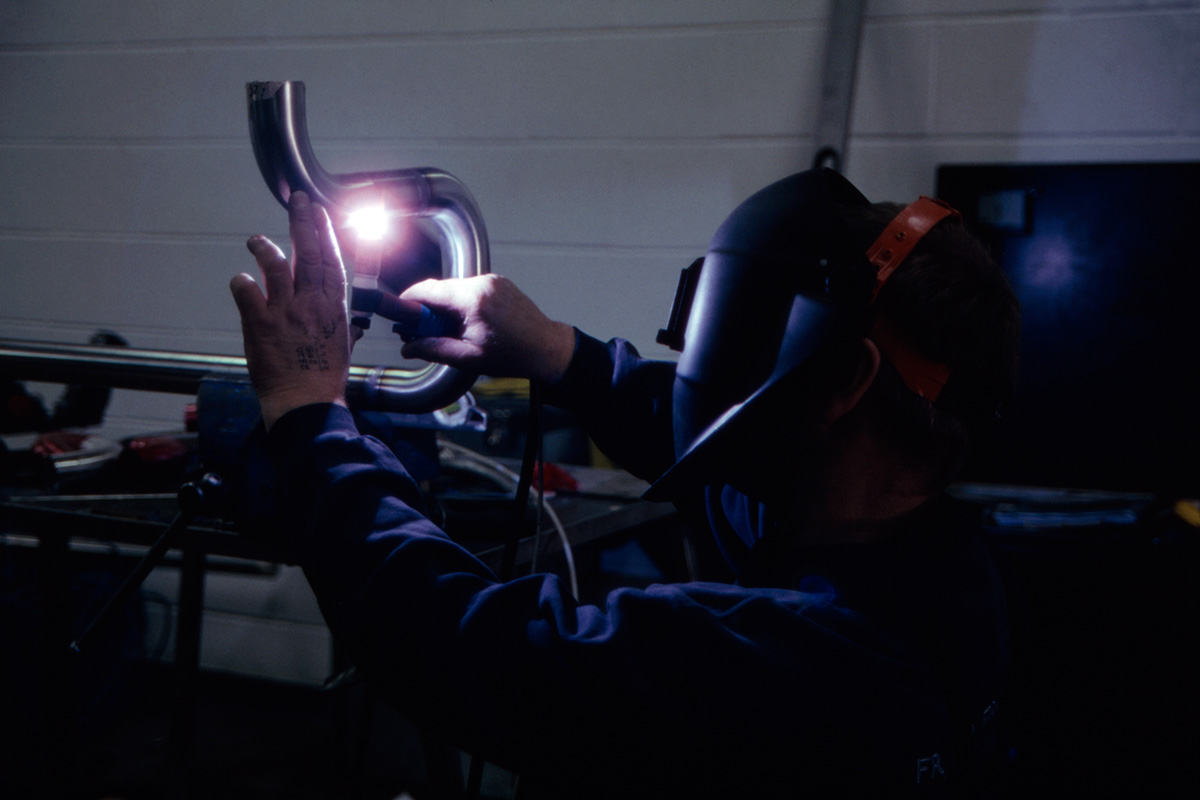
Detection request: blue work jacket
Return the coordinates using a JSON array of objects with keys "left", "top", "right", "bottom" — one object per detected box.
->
[{"left": 266, "top": 332, "right": 1008, "bottom": 797}]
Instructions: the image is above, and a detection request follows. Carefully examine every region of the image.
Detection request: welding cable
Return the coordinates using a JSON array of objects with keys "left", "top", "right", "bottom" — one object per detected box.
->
[
  {"left": 438, "top": 439, "right": 572, "bottom": 565},
  {"left": 501, "top": 385, "right": 540, "bottom": 583},
  {"left": 141, "top": 590, "right": 175, "bottom": 664},
  {"left": 436, "top": 445, "right": 519, "bottom": 491},
  {"left": 437, "top": 439, "right": 577, "bottom": 599},
  {"left": 533, "top": 448, "right": 545, "bottom": 573},
  {"left": 437, "top": 440, "right": 578, "bottom": 600},
  {"left": 525, "top": 443, "right": 578, "bottom": 599},
  {"left": 471, "top": 385, "right": 537, "bottom": 800}
]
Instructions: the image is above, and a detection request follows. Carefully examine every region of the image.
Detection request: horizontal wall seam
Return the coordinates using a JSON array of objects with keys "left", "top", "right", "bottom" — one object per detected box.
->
[
  {"left": 0, "top": 135, "right": 815, "bottom": 149},
  {"left": 852, "top": 133, "right": 1200, "bottom": 145},
  {"left": 865, "top": 4, "right": 1200, "bottom": 27},
  {"left": 0, "top": 19, "right": 825, "bottom": 56},
  {"left": 0, "top": 229, "right": 704, "bottom": 256}
]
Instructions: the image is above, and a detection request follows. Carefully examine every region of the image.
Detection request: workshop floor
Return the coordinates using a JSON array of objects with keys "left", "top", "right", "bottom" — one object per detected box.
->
[
  {"left": 20, "top": 664, "right": 475, "bottom": 800},
  {"left": 0, "top": 499, "right": 687, "bottom": 799}
]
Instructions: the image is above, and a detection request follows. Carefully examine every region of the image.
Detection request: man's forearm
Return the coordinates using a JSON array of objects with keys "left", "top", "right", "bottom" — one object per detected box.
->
[{"left": 542, "top": 331, "right": 678, "bottom": 483}]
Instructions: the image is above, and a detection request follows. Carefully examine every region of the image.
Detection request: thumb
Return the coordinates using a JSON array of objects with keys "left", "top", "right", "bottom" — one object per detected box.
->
[{"left": 399, "top": 277, "right": 470, "bottom": 313}]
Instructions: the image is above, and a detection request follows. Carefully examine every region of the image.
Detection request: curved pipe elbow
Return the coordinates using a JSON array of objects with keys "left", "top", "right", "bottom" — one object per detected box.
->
[
  {"left": 246, "top": 81, "right": 338, "bottom": 209},
  {"left": 246, "top": 81, "right": 432, "bottom": 219},
  {"left": 246, "top": 81, "right": 488, "bottom": 413}
]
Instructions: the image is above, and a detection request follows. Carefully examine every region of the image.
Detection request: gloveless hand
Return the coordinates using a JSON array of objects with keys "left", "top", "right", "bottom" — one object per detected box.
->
[
  {"left": 230, "top": 192, "right": 354, "bottom": 429},
  {"left": 398, "top": 274, "right": 576, "bottom": 384}
]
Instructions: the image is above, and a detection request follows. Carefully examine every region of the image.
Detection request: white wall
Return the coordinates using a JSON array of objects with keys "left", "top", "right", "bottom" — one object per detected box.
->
[
  {"left": 3, "top": 0, "right": 1197, "bottom": 435},
  {"left": 0, "top": 0, "right": 831, "bottom": 439},
  {"left": 3, "top": 0, "right": 1197, "bottom": 683},
  {"left": 850, "top": 0, "right": 1200, "bottom": 199}
]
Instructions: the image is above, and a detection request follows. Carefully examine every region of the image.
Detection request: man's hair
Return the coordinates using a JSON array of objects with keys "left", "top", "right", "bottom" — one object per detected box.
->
[{"left": 837, "top": 200, "right": 1021, "bottom": 490}]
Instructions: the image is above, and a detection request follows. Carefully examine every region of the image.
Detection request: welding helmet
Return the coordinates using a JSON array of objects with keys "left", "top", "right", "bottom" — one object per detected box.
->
[{"left": 644, "top": 168, "right": 953, "bottom": 500}]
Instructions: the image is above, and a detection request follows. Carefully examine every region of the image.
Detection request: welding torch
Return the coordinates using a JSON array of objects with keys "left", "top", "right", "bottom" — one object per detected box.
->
[{"left": 350, "top": 287, "right": 456, "bottom": 342}]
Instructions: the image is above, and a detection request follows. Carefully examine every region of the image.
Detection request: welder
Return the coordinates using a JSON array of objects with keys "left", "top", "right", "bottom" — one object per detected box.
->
[{"left": 230, "top": 168, "right": 1019, "bottom": 797}]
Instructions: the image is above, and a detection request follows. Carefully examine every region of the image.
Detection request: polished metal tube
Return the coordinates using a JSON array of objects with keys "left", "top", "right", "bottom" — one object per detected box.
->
[
  {"left": 246, "top": 81, "right": 489, "bottom": 282},
  {"left": 246, "top": 80, "right": 488, "bottom": 411},
  {"left": 247, "top": 81, "right": 429, "bottom": 214},
  {"left": 0, "top": 339, "right": 242, "bottom": 394},
  {"left": 0, "top": 338, "right": 458, "bottom": 411}
]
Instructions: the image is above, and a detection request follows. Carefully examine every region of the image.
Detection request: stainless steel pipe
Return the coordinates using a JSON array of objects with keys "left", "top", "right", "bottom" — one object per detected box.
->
[
  {"left": 0, "top": 338, "right": 460, "bottom": 410},
  {"left": 246, "top": 81, "right": 488, "bottom": 411},
  {"left": 246, "top": 81, "right": 490, "bottom": 270}
]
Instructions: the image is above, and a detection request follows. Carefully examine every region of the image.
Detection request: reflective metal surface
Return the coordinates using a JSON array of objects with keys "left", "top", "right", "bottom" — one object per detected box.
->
[
  {"left": 0, "top": 338, "right": 468, "bottom": 413},
  {"left": 246, "top": 80, "right": 489, "bottom": 411}
]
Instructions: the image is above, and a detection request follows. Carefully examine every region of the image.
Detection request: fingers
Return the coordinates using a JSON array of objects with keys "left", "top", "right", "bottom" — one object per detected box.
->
[
  {"left": 229, "top": 272, "right": 267, "bottom": 321},
  {"left": 247, "top": 235, "right": 291, "bottom": 304},
  {"left": 288, "top": 191, "right": 345, "bottom": 296},
  {"left": 289, "top": 191, "right": 325, "bottom": 292},
  {"left": 314, "top": 204, "right": 346, "bottom": 299}
]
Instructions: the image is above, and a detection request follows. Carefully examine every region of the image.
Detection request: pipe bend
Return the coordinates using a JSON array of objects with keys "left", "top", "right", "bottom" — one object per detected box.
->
[{"left": 247, "top": 81, "right": 488, "bottom": 413}]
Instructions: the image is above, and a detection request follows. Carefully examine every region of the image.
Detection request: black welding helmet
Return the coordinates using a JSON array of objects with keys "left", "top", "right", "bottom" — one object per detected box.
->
[{"left": 644, "top": 169, "right": 878, "bottom": 500}]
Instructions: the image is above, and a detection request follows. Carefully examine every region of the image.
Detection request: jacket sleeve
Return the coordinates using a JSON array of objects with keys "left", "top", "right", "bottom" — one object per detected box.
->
[
  {"left": 540, "top": 330, "right": 678, "bottom": 483},
  {"left": 267, "top": 403, "right": 954, "bottom": 793}
]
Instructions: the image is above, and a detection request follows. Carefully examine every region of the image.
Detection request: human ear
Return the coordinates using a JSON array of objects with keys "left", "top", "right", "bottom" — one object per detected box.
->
[{"left": 820, "top": 338, "right": 881, "bottom": 426}]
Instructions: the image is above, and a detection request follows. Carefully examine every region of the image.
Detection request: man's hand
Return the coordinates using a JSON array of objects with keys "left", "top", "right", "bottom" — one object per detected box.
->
[
  {"left": 230, "top": 192, "right": 353, "bottom": 430},
  {"left": 398, "top": 275, "right": 576, "bottom": 384}
]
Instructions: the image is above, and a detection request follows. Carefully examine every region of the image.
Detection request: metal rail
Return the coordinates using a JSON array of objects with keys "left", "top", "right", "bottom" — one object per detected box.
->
[{"left": 0, "top": 337, "right": 460, "bottom": 411}]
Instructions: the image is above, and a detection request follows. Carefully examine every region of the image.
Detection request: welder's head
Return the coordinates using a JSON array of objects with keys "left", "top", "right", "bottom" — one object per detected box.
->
[{"left": 644, "top": 169, "right": 1019, "bottom": 500}]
